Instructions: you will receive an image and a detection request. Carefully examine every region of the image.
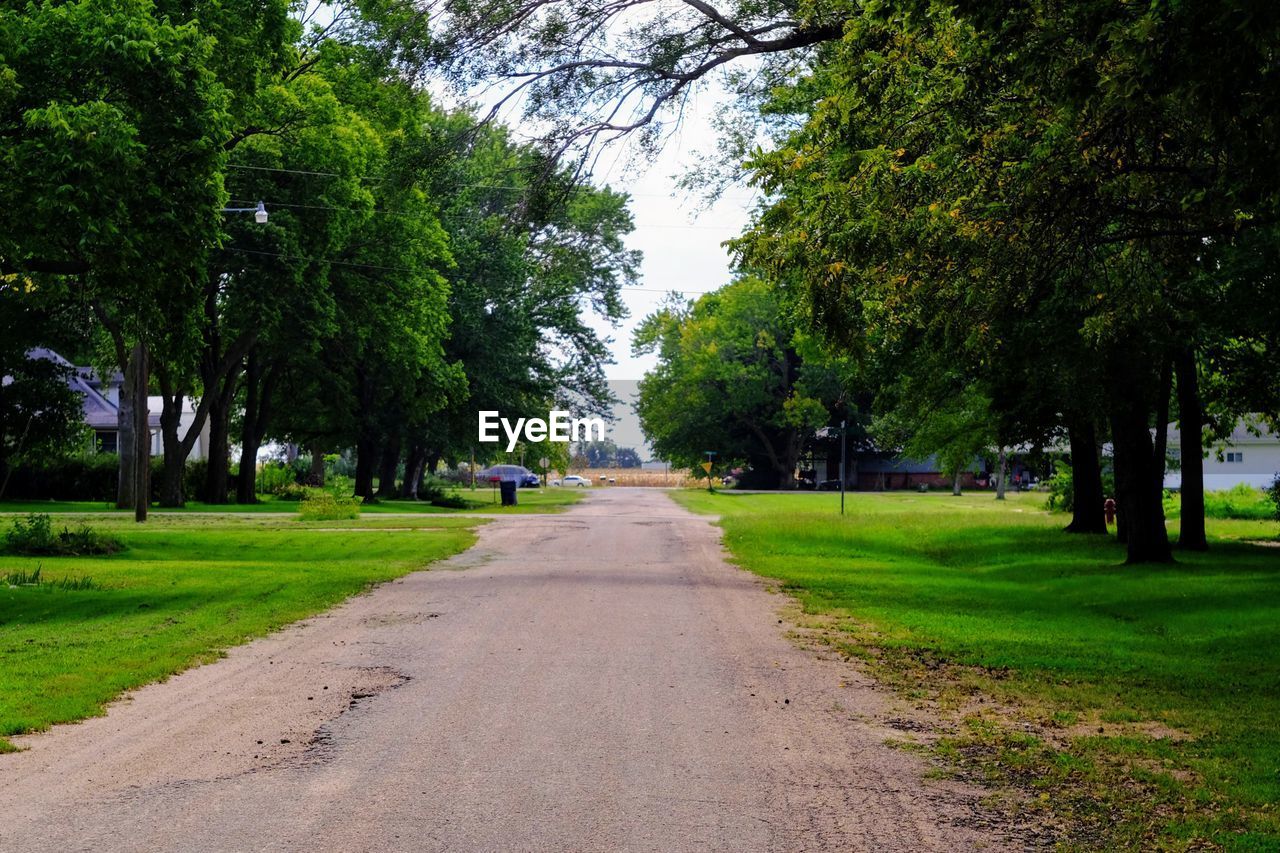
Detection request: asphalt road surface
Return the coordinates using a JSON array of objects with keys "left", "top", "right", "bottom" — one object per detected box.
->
[{"left": 0, "top": 489, "right": 1021, "bottom": 852}]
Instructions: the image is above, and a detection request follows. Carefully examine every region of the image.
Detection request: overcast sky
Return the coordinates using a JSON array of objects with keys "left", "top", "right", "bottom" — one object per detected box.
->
[
  {"left": 582, "top": 98, "right": 758, "bottom": 453},
  {"left": 441, "top": 82, "right": 757, "bottom": 455},
  {"left": 584, "top": 140, "right": 756, "bottom": 380}
]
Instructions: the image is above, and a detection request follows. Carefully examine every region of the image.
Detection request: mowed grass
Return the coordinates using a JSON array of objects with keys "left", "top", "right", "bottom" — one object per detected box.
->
[
  {"left": 0, "top": 514, "right": 479, "bottom": 751},
  {"left": 672, "top": 489, "right": 1280, "bottom": 850},
  {"left": 0, "top": 486, "right": 583, "bottom": 516}
]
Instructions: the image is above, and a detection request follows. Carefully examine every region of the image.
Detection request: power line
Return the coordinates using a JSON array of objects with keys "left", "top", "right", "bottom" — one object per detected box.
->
[
  {"left": 220, "top": 246, "right": 711, "bottom": 294},
  {"left": 225, "top": 164, "right": 758, "bottom": 202},
  {"left": 221, "top": 246, "right": 418, "bottom": 274},
  {"left": 228, "top": 197, "right": 744, "bottom": 231}
]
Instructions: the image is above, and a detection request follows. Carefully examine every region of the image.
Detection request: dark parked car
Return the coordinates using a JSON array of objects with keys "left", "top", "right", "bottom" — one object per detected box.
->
[{"left": 477, "top": 464, "right": 539, "bottom": 487}]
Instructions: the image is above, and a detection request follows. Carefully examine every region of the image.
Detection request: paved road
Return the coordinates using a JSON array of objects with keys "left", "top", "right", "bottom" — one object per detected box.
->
[{"left": 0, "top": 489, "right": 1017, "bottom": 852}]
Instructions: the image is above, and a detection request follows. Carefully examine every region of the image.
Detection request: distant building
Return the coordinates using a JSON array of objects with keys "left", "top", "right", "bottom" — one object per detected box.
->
[
  {"left": 27, "top": 349, "right": 209, "bottom": 459},
  {"left": 809, "top": 452, "right": 984, "bottom": 491},
  {"left": 1165, "top": 421, "right": 1280, "bottom": 491}
]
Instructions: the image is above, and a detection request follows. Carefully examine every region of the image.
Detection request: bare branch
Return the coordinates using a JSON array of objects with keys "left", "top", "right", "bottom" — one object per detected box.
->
[{"left": 413, "top": 0, "right": 849, "bottom": 161}]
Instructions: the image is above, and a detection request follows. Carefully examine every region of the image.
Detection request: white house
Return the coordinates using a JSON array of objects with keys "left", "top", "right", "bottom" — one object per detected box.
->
[
  {"left": 29, "top": 349, "right": 210, "bottom": 460},
  {"left": 1165, "top": 421, "right": 1280, "bottom": 491}
]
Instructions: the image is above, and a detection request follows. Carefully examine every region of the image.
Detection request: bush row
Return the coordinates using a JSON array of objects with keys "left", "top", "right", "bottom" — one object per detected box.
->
[{"left": 1, "top": 454, "right": 233, "bottom": 503}]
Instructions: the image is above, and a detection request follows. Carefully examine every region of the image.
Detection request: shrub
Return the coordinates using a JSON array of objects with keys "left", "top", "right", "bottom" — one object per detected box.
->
[
  {"left": 2, "top": 452, "right": 119, "bottom": 502},
  {"left": 430, "top": 492, "right": 471, "bottom": 509},
  {"left": 272, "top": 482, "right": 310, "bottom": 501},
  {"left": 3, "top": 564, "right": 98, "bottom": 590},
  {"left": 1204, "top": 483, "right": 1276, "bottom": 520},
  {"left": 324, "top": 452, "right": 357, "bottom": 479},
  {"left": 417, "top": 474, "right": 451, "bottom": 501},
  {"left": 1044, "top": 460, "right": 1074, "bottom": 512},
  {"left": 1, "top": 454, "right": 228, "bottom": 503},
  {"left": 4, "top": 514, "right": 122, "bottom": 556},
  {"left": 415, "top": 474, "right": 471, "bottom": 509},
  {"left": 298, "top": 490, "right": 361, "bottom": 521},
  {"left": 256, "top": 462, "right": 296, "bottom": 496},
  {"left": 1043, "top": 459, "right": 1115, "bottom": 513}
]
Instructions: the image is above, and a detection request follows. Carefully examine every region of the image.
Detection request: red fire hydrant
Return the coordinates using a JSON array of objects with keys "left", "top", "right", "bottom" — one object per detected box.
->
[{"left": 1103, "top": 498, "right": 1117, "bottom": 526}]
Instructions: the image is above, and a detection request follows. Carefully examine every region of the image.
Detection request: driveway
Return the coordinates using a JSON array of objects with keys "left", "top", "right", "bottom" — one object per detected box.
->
[{"left": 0, "top": 489, "right": 1017, "bottom": 851}]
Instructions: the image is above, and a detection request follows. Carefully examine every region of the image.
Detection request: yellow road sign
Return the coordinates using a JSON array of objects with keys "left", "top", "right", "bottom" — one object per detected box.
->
[{"left": 700, "top": 461, "right": 713, "bottom": 473}]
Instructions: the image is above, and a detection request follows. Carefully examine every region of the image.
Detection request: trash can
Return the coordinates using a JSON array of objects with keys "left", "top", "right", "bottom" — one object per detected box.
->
[{"left": 499, "top": 480, "right": 518, "bottom": 507}]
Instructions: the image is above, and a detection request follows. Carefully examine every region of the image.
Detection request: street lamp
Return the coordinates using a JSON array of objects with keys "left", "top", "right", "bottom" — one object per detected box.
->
[{"left": 222, "top": 200, "right": 268, "bottom": 224}]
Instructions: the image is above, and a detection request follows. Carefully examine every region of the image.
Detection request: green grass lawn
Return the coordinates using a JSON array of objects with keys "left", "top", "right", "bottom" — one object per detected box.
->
[
  {"left": 0, "top": 513, "right": 479, "bottom": 752},
  {"left": 0, "top": 486, "right": 583, "bottom": 516},
  {"left": 672, "top": 489, "right": 1280, "bottom": 850}
]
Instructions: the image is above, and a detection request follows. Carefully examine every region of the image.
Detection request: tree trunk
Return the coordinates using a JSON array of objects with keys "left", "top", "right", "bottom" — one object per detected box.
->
[
  {"left": 94, "top": 306, "right": 134, "bottom": 511},
  {"left": 235, "top": 354, "right": 276, "bottom": 505},
  {"left": 158, "top": 413, "right": 185, "bottom": 507},
  {"left": 116, "top": 346, "right": 139, "bottom": 510},
  {"left": 117, "top": 379, "right": 136, "bottom": 509},
  {"left": 1066, "top": 418, "right": 1107, "bottom": 533},
  {"left": 777, "top": 433, "right": 802, "bottom": 490},
  {"left": 129, "top": 342, "right": 150, "bottom": 523},
  {"left": 401, "top": 444, "right": 426, "bottom": 499},
  {"left": 156, "top": 377, "right": 187, "bottom": 507},
  {"left": 375, "top": 437, "right": 401, "bottom": 500},
  {"left": 1152, "top": 357, "right": 1172, "bottom": 497},
  {"left": 354, "top": 436, "right": 377, "bottom": 500},
  {"left": 201, "top": 360, "right": 243, "bottom": 504},
  {"left": 1174, "top": 348, "right": 1207, "bottom": 550},
  {"left": 952, "top": 468, "right": 962, "bottom": 496},
  {"left": 1109, "top": 398, "right": 1172, "bottom": 563},
  {"left": 203, "top": 396, "right": 232, "bottom": 503},
  {"left": 307, "top": 444, "right": 325, "bottom": 487},
  {"left": 995, "top": 447, "right": 1007, "bottom": 500}
]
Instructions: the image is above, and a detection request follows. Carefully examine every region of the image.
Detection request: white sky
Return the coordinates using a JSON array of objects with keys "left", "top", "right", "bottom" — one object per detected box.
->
[
  {"left": 583, "top": 108, "right": 757, "bottom": 379},
  {"left": 437, "top": 80, "right": 757, "bottom": 454},
  {"left": 583, "top": 98, "right": 757, "bottom": 454},
  {"left": 584, "top": 136, "right": 756, "bottom": 380}
]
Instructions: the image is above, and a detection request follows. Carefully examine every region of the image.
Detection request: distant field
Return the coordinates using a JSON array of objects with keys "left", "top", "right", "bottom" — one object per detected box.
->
[
  {"left": 672, "top": 489, "right": 1280, "bottom": 850},
  {"left": 0, "top": 514, "right": 479, "bottom": 752},
  {"left": 567, "top": 467, "right": 697, "bottom": 487}
]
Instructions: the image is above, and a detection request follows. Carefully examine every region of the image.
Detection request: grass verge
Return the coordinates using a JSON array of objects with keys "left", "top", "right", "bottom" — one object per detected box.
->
[
  {"left": 0, "top": 486, "right": 584, "bottom": 516},
  {"left": 671, "top": 489, "right": 1280, "bottom": 850},
  {"left": 0, "top": 513, "right": 479, "bottom": 751}
]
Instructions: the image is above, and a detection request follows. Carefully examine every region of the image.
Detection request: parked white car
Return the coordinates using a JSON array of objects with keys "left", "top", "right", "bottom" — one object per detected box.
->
[{"left": 560, "top": 475, "right": 590, "bottom": 487}]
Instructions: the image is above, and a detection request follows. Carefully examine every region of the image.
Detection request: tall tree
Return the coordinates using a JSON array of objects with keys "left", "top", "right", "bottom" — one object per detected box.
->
[
  {"left": 634, "top": 278, "right": 857, "bottom": 488},
  {"left": 0, "top": 0, "right": 231, "bottom": 520}
]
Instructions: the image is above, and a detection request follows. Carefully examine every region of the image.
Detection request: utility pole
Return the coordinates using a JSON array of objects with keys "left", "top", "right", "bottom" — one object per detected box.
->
[{"left": 840, "top": 419, "right": 847, "bottom": 516}]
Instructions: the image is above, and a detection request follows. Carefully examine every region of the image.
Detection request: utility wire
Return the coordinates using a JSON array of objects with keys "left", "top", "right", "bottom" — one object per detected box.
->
[
  {"left": 226, "top": 164, "right": 759, "bottom": 202},
  {"left": 220, "top": 246, "right": 711, "bottom": 294},
  {"left": 228, "top": 197, "right": 742, "bottom": 230}
]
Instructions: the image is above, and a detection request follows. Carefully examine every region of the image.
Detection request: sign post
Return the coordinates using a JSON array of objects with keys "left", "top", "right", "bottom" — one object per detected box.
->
[{"left": 702, "top": 451, "right": 717, "bottom": 493}]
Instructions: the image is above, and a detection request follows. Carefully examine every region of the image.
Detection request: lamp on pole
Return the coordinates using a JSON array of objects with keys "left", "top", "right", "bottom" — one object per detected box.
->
[{"left": 222, "top": 201, "right": 268, "bottom": 224}]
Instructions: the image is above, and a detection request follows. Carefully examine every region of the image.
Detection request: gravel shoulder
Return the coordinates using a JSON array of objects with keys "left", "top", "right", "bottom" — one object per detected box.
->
[{"left": 0, "top": 488, "right": 1024, "bottom": 852}]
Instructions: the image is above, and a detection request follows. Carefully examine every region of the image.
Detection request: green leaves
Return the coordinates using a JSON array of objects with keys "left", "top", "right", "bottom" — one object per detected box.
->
[{"left": 635, "top": 276, "right": 857, "bottom": 485}]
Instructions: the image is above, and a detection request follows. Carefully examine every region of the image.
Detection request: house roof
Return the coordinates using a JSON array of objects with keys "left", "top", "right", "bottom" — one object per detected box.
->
[
  {"left": 27, "top": 348, "right": 160, "bottom": 430},
  {"left": 1166, "top": 419, "right": 1279, "bottom": 447}
]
